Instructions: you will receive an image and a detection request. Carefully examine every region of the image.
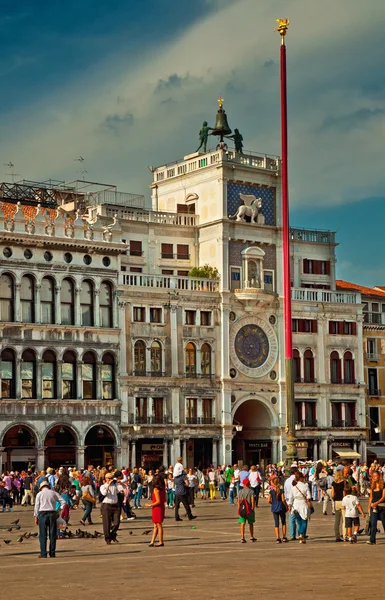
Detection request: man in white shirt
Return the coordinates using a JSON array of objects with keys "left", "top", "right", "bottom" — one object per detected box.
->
[
  {"left": 34, "top": 480, "right": 66, "bottom": 558},
  {"left": 173, "top": 457, "right": 184, "bottom": 478},
  {"left": 100, "top": 472, "right": 123, "bottom": 544},
  {"left": 284, "top": 468, "right": 298, "bottom": 541}
]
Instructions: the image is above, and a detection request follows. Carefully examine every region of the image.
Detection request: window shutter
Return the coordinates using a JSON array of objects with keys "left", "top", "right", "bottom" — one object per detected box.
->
[
  {"left": 303, "top": 259, "right": 309, "bottom": 274},
  {"left": 312, "top": 320, "right": 318, "bottom": 333},
  {"left": 352, "top": 322, "right": 357, "bottom": 335},
  {"left": 325, "top": 261, "right": 330, "bottom": 275},
  {"left": 338, "top": 321, "right": 344, "bottom": 335}
]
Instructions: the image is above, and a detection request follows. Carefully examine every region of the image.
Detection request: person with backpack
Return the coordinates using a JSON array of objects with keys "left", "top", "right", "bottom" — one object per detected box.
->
[
  {"left": 237, "top": 478, "right": 256, "bottom": 543},
  {"left": 269, "top": 476, "right": 288, "bottom": 543}
]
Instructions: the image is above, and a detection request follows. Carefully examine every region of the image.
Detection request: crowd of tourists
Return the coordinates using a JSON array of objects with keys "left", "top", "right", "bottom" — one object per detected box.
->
[{"left": 1, "top": 457, "right": 385, "bottom": 557}]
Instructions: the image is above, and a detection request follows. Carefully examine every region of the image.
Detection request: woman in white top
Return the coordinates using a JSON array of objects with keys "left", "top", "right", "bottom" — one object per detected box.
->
[{"left": 288, "top": 472, "right": 312, "bottom": 543}]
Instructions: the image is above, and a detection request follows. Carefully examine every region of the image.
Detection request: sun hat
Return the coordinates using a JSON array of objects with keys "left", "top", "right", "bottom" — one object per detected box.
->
[{"left": 39, "top": 480, "right": 50, "bottom": 490}]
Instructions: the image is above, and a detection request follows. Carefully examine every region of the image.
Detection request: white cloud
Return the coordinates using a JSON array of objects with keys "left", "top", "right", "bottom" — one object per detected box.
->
[{"left": 1, "top": 0, "right": 385, "bottom": 208}]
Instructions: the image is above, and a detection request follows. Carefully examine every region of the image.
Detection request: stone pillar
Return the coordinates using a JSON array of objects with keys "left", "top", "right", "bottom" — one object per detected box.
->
[
  {"left": 94, "top": 289, "right": 100, "bottom": 328},
  {"left": 148, "top": 397, "right": 154, "bottom": 422},
  {"left": 114, "top": 445, "right": 122, "bottom": 469},
  {"left": 15, "top": 358, "right": 22, "bottom": 399},
  {"left": 182, "top": 439, "right": 187, "bottom": 466},
  {"left": 35, "top": 284, "right": 41, "bottom": 324},
  {"left": 96, "top": 362, "right": 102, "bottom": 400},
  {"left": 317, "top": 315, "right": 326, "bottom": 384},
  {"left": 162, "top": 440, "right": 168, "bottom": 467},
  {"left": 55, "top": 285, "right": 61, "bottom": 325},
  {"left": 77, "top": 361, "right": 83, "bottom": 400},
  {"left": 212, "top": 439, "right": 218, "bottom": 467},
  {"left": 76, "top": 446, "right": 86, "bottom": 470},
  {"left": 171, "top": 438, "right": 180, "bottom": 465},
  {"left": 272, "top": 437, "right": 279, "bottom": 464},
  {"left": 220, "top": 306, "right": 230, "bottom": 379},
  {"left": 118, "top": 300, "right": 128, "bottom": 376},
  {"left": 356, "top": 315, "right": 365, "bottom": 385},
  {"left": 360, "top": 439, "right": 367, "bottom": 464},
  {"left": 171, "top": 389, "right": 179, "bottom": 424},
  {"left": 320, "top": 438, "right": 328, "bottom": 461},
  {"left": 353, "top": 440, "right": 358, "bottom": 453},
  {"left": 170, "top": 305, "right": 178, "bottom": 376},
  {"left": 0, "top": 447, "right": 4, "bottom": 476},
  {"left": 131, "top": 441, "right": 136, "bottom": 468},
  {"left": 313, "top": 441, "right": 318, "bottom": 462},
  {"left": 197, "top": 398, "right": 203, "bottom": 423},
  {"left": 36, "top": 359, "right": 42, "bottom": 400},
  {"left": 330, "top": 258, "right": 337, "bottom": 291},
  {"left": 218, "top": 438, "right": 223, "bottom": 467},
  {"left": 121, "top": 436, "right": 129, "bottom": 468},
  {"left": 222, "top": 433, "right": 233, "bottom": 466},
  {"left": 75, "top": 286, "right": 81, "bottom": 326},
  {"left": 37, "top": 446, "right": 46, "bottom": 471},
  {"left": 57, "top": 360, "right": 63, "bottom": 400},
  {"left": 14, "top": 283, "right": 21, "bottom": 323}
]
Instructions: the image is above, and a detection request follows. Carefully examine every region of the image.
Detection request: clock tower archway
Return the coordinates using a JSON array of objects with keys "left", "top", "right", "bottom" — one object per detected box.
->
[{"left": 232, "top": 398, "right": 279, "bottom": 468}]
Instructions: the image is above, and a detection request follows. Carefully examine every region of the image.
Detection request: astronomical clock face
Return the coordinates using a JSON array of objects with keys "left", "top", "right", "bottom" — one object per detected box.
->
[{"left": 230, "top": 316, "right": 278, "bottom": 378}]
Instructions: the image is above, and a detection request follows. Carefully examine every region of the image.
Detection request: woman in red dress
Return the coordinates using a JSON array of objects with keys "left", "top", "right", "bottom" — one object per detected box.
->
[{"left": 145, "top": 474, "right": 166, "bottom": 547}]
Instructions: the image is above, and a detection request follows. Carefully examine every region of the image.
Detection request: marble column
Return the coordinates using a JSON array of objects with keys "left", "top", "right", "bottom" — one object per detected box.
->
[
  {"left": 313, "top": 441, "right": 318, "bottom": 462},
  {"left": 131, "top": 441, "right": 136, "bottom": 469},
  {"left": 94, "top": 289, "right": 100, "bottom": 328},
  {"left": 114, "top": 445, "right": 122, "bottom": 469},
  {"left": 15, "top": 358, "right": 22, "bottom": 399},
  {"left": 96, "top": 362, "right": 102, "bottom": 400},
  {"left": 212, "top": 439, "right": 218, "bottom": 467},
  {"left": 182, "top": 439, "right": 187, "bottom": 466},
  {"left": 36, "top": 359, "right": 42, "bottom": 401},
  {"left": 118, "top": 300, "right": 128, "bottom": 376},
  {"left": 0, "top": 447, "right": 4, "bottom": 476},
  {"left": 76, "top": 446, "right": 86, "bottom": 470},
  {"left": 320, "top": 438, "right": 328, "bottom": 461},
  {"left": 56, "top": 360, "right": 63, "bottom": 400},
  {"left": 76, "top": 361, "right": 83, "bottom": 400},
  {"left": 14, "top": 283, "right": 21, "bottom": 323},
  {"left": 37, "top": 446, "right": 46, "bottom": 471},
  {"left": 74, "top": 287, "right": 81, "bottom": 326},
  {"left": 170, "top": 305, "right": 178, "bottom": 376},
  {"left": 162, "top": 440, "right": 168, "bottom": 467},
  {"left": 55, "top": 286, "right": 61, "bottom": 325},
  {"left": 121, "top": 436, "right": 129, "bottom": 468},
  {"left": 35, "top": 284, "right": 41, "bottom": 324}
]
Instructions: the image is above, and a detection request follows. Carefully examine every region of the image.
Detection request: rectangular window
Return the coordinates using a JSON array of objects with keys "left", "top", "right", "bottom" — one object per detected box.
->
[
  {"left": 329, "top": 321, "right": 356, "bottom": 335},
  {"left": 82, "top": 364, "right": 94, "bottom": 399},
  {"left": 130, "top": 240, "right": 142, "bottom": 256},
  {"left": 230, "top": 268, "right": 241, "bottom": 291},
  {"left": 161, "top": 243, "right": 173, "bottom": 259},
  {"left": 150, "top": 307, "right": 162, "bottom": 323},
  {"left": 343, "top": 322, "right": 353, "bottom": 335},
  {"left": 42, "top": 363, "right": 54, "bottom": 399},
  {"left": 136, "top": 397, "right": 147, "bottom": 421},
  {"left": 329, "top": 321, "right": 338, "bottom": 334},
  {"left": 153, "top": 397, "right": 164, "bottom": 423},
  {"left": 102, "top": 365, "right": 113, "bottom": 399},
  {"left": 292, "top": 319, "right": 298, "bottom": 333},
  {"left": 345, "top": 402, "right": 357, "bottom": 427},
  {"left": 41, "top": 302, "right": 54, "bottom": 325},
  {"left": 21, "top": 300, "right": 33, "bottom": 323},
  {"left": 62, "top": 363, "right": 75, "bottom": 399},
  {"left": 367, "top": 338, "right": 377, "bottom": 354},
  {"left": 264, "top": 270, "right": 274, "bottom": 292},
  {"left": 186, "top": 398, "right": 197, "bottom": 422},
  {"left": 177, "top": 270, "right": 189, "bottom": 277},
  {"left": 133, "top": 307, "right": 146, "bottom": 322},
  {"left": 21, "top": 362, "right": 34, "bottom": 399},
  {"left": 200, "top": 311, "right": 211, "bottom": 326},
  {"left": 368, "top": 368, "right": 379, "bottom": 394},
  {"left": 0, "top": 361, "right": 13, "bottom": 398},
  {"left": 130, "top": 267, "right": 143, "bottom": 273},
  {"left": 177, "top": 244, "right": 189, "bottom": 260},
  {"left": 162, "top": 269, "right": 174, "bottom": 275},
  {"left": 332, "top": 402, "right": 343, "bottom": 427},
  {"left": 185, "top": 310, "right": 196, "bottom": 325},
  {"left": 294, "top": 319, "right": 317, "bottom": 333},
  {"left": 202, "top": 398, "right": 213, "bottom": 422}
]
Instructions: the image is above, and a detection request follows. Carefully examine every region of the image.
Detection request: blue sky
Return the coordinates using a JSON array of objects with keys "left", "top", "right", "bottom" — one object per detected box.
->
[{"left": 1, "top": 0, "right": 385, "bottom": 286}]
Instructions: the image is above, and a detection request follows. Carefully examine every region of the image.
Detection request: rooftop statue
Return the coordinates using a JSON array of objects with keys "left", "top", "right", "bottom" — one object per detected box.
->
[
  {"left": 196, "top": 121, "right": 212, "bottom": 153},
  {"left": 230, "top": 193, "right": 262, "bottom": 223},
  {"left": 227, "top": 128, "right": 244, "bottom": 154}
]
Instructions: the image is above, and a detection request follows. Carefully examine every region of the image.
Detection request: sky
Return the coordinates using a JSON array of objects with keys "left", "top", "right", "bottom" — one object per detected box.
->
[{"left": 1, "top": 0, "right": 385, "bottom": 286}]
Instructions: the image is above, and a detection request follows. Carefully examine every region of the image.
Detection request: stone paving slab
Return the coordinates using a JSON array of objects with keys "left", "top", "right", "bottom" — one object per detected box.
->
[{"left": 0, "top": 498, "right": 384, "bottom": 600}]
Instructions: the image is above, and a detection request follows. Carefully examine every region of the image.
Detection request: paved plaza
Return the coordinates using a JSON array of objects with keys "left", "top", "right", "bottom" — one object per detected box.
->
[{"left": 0, "top": 497, "right": 384, "bottom": 599}]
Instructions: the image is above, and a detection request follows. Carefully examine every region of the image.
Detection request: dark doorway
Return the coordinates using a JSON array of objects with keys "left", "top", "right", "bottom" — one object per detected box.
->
[{"left": 85, "top": 426, "right": 115, "bottom": 468}]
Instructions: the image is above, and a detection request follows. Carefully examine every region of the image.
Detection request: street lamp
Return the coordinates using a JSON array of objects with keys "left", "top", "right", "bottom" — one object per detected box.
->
[
  {"left": 133, "top": 425, "right": 141, "bottom": 432},
  {"left": 222, "top": 410, "right": 243, "bottom": 432}
]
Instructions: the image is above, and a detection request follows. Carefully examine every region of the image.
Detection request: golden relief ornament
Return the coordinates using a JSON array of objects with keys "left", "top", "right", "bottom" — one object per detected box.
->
[
  {"left": 274, "top": 18, "right": 290, "bottom": 42},
  {"left": 229, "top": 316, "right": 278, "bottom": 379}
]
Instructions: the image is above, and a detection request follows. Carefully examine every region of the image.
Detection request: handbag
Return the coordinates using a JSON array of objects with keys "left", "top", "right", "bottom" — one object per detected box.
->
[
  {"left": 82, "top": 487, "right": 96, "bottom": 504},
  {"left": 296, "top": 485, "right": 314, "bottom": 514}
]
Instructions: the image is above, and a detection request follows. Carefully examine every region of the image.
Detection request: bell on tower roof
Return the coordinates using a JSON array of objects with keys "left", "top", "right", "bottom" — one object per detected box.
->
[{"left": 211, "top": 96, "right": 232, "bottom": 145}]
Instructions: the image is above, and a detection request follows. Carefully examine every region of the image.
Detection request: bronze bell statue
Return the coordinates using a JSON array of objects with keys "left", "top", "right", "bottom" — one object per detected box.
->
[{"left": 211, "top": 96, "right": 232, "bottom": 142}]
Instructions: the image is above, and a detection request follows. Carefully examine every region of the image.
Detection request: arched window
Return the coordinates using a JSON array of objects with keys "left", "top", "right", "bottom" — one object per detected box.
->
[
  {"left": 21, "top": 349, "right": 36, "bottom": 398},
  {"left": 42, "top": 350, "right": 56, "bottom": 399},
  {"left": 134, "top": 341, "right": 146, "bottom": 375},
  {"left": 344, "top": 351, "right": 355, "bottom": 384},
  {"left": 201, "top": 343, "right": 212, "bottom": 377},
  {"left": 0, "top": 274, "right": 14, "bottom": 322},
  {"left": 185, "top": 342, "right": 196, "bottom": 376},
  {"left": 0, "top": 348, "right": 15, "bottom": 398},
  {"left": 330, "top": 351, "right": 341, "bottom": 384},
  {"left": 304, "top": 349, "right": 315, "bottom": 383},
  {"left": 150, "top": 341, "right": 162, "bottom": 375},
  {"left": 293, "top": 349, "right": 301, "bottom": 383},
  {"left": 100, "top": 281, "right": 113, "bottom": 328},
  {"left": 41, "top": 277, "right": 55, "bottom": 324},
  {"left": 82, "top": 352, "right": 96, "bottom": 399},
  {"left": 61, "top": 278, "right": 74, "bottom": 325},
  {"left": 20, "top": 275, "right": 34, "bottom": 323},
  {"left": 62, "top": 351, "right": 76, "bottom": 399},
  {"left": 81, "top": 280, "right": 94, "bottom": 326},
  {"left": 102, "top": 352, "right": 115, "bottom": 399}
]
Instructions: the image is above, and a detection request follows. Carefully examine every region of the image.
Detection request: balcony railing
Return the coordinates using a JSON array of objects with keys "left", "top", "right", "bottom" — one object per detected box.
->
[
  {"left": 295, "top": 378, "right": 317, "bottom": 384},
  {"left": 331, "top": 420, "right": 358, "bottom": 428},
  {"left": 290, "top": 228, "right": 335, "bottom": 244},
  {"left": 331, "top": 379, "right": 356, "bottom": 385},
  {"left": 161, "top": 253, "right": 190, "bottom": 260},
  {"left": 368, "top": 388, "right": 381, "bottom": 397},
  {"left": 185, "top": 417, "right": 216, "bottom": 425},
  {"left": 134, "top": 416, "right": 172, "bottom": 425},
  {"left": 105, "top": 206, "right": 198, "bottom": 226},
  {"left": 133, "top": 371, "right": 166, "bottom": 377},
  {"left": 184, "top": 372, "right": 213, "bottom": 379},
  {"left": 292, "top": 288, "right": 360, "bottom": 304},
  {"left": 119, "top": 273, "right": 219, "bottom": 292},
  {"left": 364, "top": 312, "right": 385, "bottom": 326},
  {"left": 367, "top": 352, "right": 380, "bottom": 362},
  {"left": 296, "top": 420, "right": 318, "bottom": 428},
  {"left": 128, "top": 249, "right": 144, "bottom": 257}
]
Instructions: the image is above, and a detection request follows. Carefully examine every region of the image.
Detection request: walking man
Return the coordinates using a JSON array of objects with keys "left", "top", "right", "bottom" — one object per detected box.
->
[
  {"left": 21, "top": 470, "right": 34, "bottom": 506},
  {"left": 174, "top": 470, "right": 197, "bottom": 522},
  {"left": 100, "top": 472, "right": 122, "bottom": 544},
  {"left": 34, "top": 480, "right": 66, "bottom": 558}
]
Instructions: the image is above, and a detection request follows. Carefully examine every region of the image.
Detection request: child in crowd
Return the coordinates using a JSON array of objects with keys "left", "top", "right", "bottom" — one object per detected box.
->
[
  {"left": 237, "top": 478, "right": 256, "bottom": 543},
  {"left": 229, "top": 476, "right": 235, "bottom": 505},
  {"left": 342, "top": 485, "right": 365, "bottom": 544},
  {"left": 269, "top": 476, "right": 288, "bottom": 544},
  {"left": 166, "top": 473, "right": 175, "bottom": 508}
]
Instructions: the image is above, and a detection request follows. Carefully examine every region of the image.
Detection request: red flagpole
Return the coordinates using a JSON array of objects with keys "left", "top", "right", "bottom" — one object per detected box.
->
[{"left": 276, "top": 19, "right": 297, "bottom": 462}]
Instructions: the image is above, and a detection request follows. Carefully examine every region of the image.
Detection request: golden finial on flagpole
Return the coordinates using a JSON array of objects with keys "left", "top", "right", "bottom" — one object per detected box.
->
[
  {"left": 217, "top": 96, "right": 224, "bottom": 109},
  {"left": 274, "top": 18, "right": 290, "bottom": 44}
]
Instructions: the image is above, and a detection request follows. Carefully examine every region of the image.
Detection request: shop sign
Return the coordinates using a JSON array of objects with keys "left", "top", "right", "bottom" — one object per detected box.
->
[
  {"left": 245, "top": 440, "right": 271, "bottom": 451},
  {"left": 296, "top": 442, "right": 308, "bottom": 448},
  {"left": 142, "top": 444, "right": 164, "bottom": 452},
  {"left": 332, "top": 441, "right": 351, "bottom": 447}
]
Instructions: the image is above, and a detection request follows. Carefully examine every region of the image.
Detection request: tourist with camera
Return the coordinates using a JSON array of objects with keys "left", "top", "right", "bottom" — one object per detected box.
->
[{"left": 100, "top": 472, "right": 122, "bottom": 545}]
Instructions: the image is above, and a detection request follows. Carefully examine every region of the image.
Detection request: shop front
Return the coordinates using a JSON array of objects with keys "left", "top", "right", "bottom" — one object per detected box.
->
[
  {"left": 332, "top": 440, "right": 360, "bottom": 462},
  {"left": 242, "top": 440, "right": 272, "bottom": 470},
  {"left": 138, "top": 440, "right": 164, "bottom": 469}
]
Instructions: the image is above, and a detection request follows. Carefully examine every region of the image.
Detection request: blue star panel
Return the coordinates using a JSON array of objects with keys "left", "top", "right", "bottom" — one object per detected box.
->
[{"left": 227, "top": 183, "right": 276, "bottom": 226}]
